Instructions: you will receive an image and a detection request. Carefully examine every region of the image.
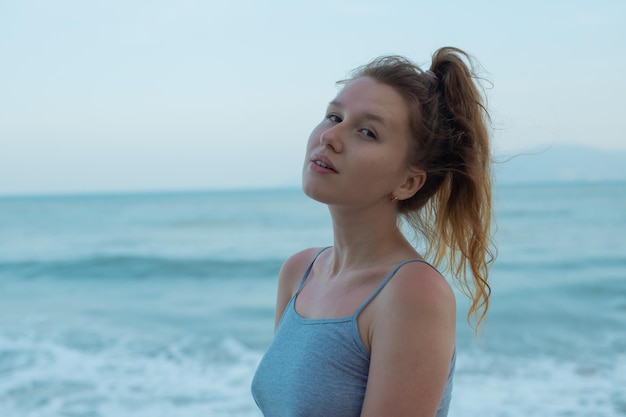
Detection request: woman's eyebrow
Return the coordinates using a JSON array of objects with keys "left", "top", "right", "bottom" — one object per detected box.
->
[{"left": 328, "top": 100, "right": 387, "bottom": 126}]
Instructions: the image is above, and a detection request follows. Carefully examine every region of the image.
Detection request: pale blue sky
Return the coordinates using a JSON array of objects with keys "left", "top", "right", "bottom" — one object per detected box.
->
[{"left": 1, "top": 0, "right": 624, "bottom": 194}]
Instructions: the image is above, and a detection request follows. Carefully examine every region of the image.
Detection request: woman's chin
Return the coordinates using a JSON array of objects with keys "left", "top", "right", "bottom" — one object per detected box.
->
[{"left": 302, "top": 182, "right": 333, "bottom": 205}]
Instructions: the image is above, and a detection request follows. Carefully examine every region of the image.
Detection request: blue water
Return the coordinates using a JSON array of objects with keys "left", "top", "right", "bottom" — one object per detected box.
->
[{"left": 0, "top": 183, "right": 625, "bottom": 416}]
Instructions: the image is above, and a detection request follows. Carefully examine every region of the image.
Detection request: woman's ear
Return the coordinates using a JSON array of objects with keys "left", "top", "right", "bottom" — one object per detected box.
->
[{"left": 395, "top": 168, "right": 426, "bottom": 201}]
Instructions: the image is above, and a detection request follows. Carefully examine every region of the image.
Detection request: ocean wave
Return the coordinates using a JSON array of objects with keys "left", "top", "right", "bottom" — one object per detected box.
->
[
  {"left": 0, "top": 332, "right": 263, "bottom": 417},
  {"left": 0, "top": 256, "right": 283, "bottom": 281},
  {"left": 1, "top": 329, "right": 624, "bottom": 417},
  {"left": 450, "top": 351, "right": 626, "bottom": 417},
  {"left": 493, "top": 255, "right": 626, "bottom": 272}
]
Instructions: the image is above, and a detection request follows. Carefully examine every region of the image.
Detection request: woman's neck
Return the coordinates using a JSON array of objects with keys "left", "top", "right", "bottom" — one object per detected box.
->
[{"left": 326, "top": 204, "right": 417, "bottom": 275}]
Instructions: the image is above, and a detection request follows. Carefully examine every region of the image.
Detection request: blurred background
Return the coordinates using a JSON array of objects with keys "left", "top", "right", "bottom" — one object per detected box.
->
[
  {"left": 1, "top": 0, "right": 626, "bottom": 195},
  {"left": 1, "top": 1, "right": 625, "bottom": 416}
]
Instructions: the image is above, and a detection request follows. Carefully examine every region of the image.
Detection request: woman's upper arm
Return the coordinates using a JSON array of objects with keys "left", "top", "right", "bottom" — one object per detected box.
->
[
  {"left": 273, "top": 247, "right": 321, "bottom": 330},
  {"left": 360, "top": 263, "right": 456, "bottom": 417}
]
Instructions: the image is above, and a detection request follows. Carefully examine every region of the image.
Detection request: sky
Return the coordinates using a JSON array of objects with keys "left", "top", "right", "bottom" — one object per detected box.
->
[{"left": 1, "top": 0, "right": 625, "bottom": 195}]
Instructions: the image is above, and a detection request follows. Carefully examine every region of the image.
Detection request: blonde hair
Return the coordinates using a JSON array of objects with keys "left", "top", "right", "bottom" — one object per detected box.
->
[{"left": 349, "top": 47, "right": 496, "bottom": 332}]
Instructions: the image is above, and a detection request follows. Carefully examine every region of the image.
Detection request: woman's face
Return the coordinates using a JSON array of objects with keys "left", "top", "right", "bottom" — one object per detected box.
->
[{"left": 302, "top": 76, "right": 416, "bottom": 208}]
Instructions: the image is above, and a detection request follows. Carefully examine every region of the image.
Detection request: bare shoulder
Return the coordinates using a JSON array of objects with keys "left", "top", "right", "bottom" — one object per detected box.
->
[
  {"left": 273, "top": 247, "right": 324, "bottom": 329},
  {"left": 277, "top": 247, "right": 325, "bottom": 294},
  {"left": 380, "top": 260, "right": 456, "bottom": 318},
  {"left": 368, "top": 260, "right": 456, "bottom": 349},
  {"left": 360, "top": 260, "right": 456, "bottom": 416}
]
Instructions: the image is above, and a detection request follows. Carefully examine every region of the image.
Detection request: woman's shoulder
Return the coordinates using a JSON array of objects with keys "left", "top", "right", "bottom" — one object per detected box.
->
[
  {"left": 282, "top": 247, "right": 326, "bottom": 272},
  {"left": 361, "top": 260, "right": 457, "bottom": 417},
  {"left": 280, "top": 246, "right": 326, "bottom": 275},
  {"left": 277, "top": 248, "right": 327, "bottom": 297},
  {"left": 273, "top": 247, "right": 327, "bottom": 329},
  {"left": 375, "top": 260, "right": 456, "bottom": 326},
  {"left": 401, "top": 260, "right": 455, "bottom": 306}
]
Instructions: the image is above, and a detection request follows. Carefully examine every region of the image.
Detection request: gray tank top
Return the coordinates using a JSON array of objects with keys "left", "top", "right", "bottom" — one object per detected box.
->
[{"left": 251, "top": 248, "right": 455, "bottom": 417}]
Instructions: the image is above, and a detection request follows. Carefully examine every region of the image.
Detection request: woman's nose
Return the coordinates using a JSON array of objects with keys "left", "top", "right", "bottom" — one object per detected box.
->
[{"left": 320, "top": 125, "right": 344, "bottom": 153}]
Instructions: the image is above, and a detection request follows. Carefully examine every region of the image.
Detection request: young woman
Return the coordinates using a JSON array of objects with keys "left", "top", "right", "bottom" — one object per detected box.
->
[{"left": 252, "top": 47, "right": 495, "bottom": 417}]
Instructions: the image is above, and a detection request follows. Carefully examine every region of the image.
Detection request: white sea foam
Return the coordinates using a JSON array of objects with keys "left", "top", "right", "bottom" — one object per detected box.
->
[
  {"left": 2, "top": 330, "right": 624, "bottom": 417},
  {"left": 450, "top": 352, "right": 626, "bottom": 417},
  {"left": 0, "top": 333, "right": 263, "bottom": 417}
]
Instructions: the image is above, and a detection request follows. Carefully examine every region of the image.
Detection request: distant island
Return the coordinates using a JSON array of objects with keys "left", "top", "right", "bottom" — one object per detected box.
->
[{"left": 494, "top": 145, "right": 626, "bottom": 185}]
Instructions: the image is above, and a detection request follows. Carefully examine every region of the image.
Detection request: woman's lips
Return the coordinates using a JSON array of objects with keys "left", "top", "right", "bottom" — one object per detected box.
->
[{"left": 310, "top": 154, "right": 338, "bottom": 173}]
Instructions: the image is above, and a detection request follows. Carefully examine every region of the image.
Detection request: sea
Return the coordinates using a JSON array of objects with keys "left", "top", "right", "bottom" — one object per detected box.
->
[{"left": 0, "top": 182, "right": 624, "bottom": 417}]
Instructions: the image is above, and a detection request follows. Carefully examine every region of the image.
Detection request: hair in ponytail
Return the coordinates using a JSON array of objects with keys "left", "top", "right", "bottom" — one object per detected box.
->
[{"left": 347, "top": 47, "right": 496, "bottom": 332}]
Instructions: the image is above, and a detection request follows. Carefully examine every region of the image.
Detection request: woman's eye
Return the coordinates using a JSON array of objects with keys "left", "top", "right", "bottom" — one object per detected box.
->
[
  {"left": 360, "top": 128, "right": 377, "bottom": 139},
  {"left": 327, "top": 114, "right": 342, "bottom": 123}
]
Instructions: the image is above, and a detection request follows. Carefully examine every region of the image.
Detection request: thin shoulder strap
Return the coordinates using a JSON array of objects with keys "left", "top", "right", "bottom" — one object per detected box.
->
[
  {"left": 295, "top": 246, "right": 331, "bottom": 294},
  {"left": 353, "top": 259, "right": 432, "bottom": 317}
]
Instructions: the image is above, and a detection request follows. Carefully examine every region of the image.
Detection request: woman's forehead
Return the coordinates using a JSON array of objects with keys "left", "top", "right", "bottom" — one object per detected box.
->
[{"left": 332, "top": 77, "right": 409, "bottom": 127}]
